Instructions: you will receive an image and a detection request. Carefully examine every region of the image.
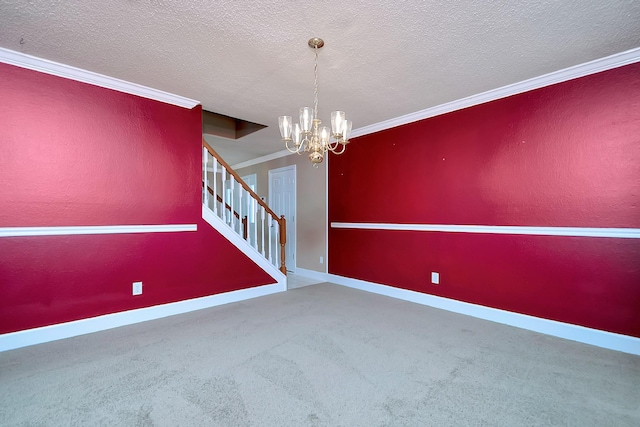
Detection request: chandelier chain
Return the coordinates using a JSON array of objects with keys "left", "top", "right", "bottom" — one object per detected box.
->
[{"left": 313, "top": 46, "right": 319, "bottom": 119}]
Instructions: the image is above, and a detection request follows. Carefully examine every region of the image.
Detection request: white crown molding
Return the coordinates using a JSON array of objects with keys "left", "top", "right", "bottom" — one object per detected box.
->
[
  {"left": 0, "top": 282, "right": 284, "bottom": 352},
  {"left": 351, "top": 47, "right": 640, "bottom": 139},
  {"left": 234, "top": 47, "right": 640, "bottom": 163},
  {"left": 231, "top": 149, "right": 293, "bottom": 170},
  {"left": 0, "top": 47, "right": 200, "bottom": 109},
  {"left": 0, "top": 224, "right": 197, "bottom": 238},
  {"left": 331, "top": 222, "right": 640, "bottom": 239},
  {"left": 291, "top": 269, "right": 640, "bottom": 355}
]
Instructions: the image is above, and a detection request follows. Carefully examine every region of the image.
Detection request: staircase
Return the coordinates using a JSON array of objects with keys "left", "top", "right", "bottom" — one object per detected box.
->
[{"left": 202, "top": 140, "right": 287, "bottom": 285}]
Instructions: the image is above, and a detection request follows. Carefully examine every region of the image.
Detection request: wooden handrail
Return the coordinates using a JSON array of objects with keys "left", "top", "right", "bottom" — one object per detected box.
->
[{"left": 203, "top": 139, "right": 280, "bottom": 221}]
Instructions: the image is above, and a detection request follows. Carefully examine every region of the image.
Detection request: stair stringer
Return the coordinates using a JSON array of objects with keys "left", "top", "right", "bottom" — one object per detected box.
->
[{"left": 202, "top": 204, "right": 287, "bottom": 290}]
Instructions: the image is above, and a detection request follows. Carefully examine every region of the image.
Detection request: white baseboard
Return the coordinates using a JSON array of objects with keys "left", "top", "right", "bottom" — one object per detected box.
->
[
  {"left": 0, "top": 282, "right": 285, "bottom": 352},
  {"left": 293, "top": 267, "right": 328, "bottom": 282},
  {"left": 293, "top": 270, "right": 640, "bottom": 356}
]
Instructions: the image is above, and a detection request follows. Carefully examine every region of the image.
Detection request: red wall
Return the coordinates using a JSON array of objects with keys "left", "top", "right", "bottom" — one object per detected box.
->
[
  {"left": 329, "top": 63, "right": 640, "bottom": 337},
  {"left": 0, "top": 62, "right": 274, "bottom": 334}
]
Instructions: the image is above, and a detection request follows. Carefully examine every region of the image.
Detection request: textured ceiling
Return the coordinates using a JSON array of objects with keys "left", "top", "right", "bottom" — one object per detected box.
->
[{"left": 1, "top": 1, "right": 640, "bottom": 165}]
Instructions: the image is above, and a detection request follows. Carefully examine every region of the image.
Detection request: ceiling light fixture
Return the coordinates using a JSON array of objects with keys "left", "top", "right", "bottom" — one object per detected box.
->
[{"left": 278, "top": 38, "right": 352, "bottom": 167}]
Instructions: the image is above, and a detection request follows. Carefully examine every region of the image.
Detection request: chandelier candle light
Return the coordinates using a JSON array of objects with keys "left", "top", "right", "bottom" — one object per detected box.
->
[{"left": 278, "top": 38, "right": 352, "bottom": 167}]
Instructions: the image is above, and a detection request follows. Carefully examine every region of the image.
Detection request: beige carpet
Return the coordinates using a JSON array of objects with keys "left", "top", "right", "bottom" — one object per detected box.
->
[{"left": 1, "top": 283, "right": 639, "bottom": 426}]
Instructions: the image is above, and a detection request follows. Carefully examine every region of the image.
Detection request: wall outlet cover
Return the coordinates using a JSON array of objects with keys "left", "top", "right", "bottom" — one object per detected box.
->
[
  {"left": 431, "top": 272, "right": 440, "bottom": 285},
  {"left": 133, "top": 281, "right": 143, "bottom": 295}
]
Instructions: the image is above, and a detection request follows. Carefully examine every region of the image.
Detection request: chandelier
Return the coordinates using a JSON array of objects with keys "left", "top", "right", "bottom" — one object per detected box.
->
[{"left": 278, "top": 38, "right": 352, "bottom": 167}]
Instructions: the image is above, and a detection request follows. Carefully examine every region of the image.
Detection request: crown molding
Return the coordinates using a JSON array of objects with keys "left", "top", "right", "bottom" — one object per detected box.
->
[
  {"left": 0, "top": 47, "right": 200, "bottom": 109},
  {"left": 351, "top": 46, "right": 640, "bottom": 139},
  {"left": 231, "top": 149, "right": 293, "bottom": 170}
]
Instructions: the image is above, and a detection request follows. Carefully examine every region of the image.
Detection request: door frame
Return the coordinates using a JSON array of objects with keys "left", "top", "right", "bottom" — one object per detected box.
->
[{"left": 268, "top": 165, "right": 296, "bottom": 273}]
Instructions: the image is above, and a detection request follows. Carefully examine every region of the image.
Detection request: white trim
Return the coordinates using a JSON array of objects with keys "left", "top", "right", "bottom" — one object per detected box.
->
[
  {"left": 331, "top": 222, "right": 640, "bottom": 239},
  {"left": 0, "top": 47, "right": 199, "bottom": 109},
  {"left": 0, "top": 224, "right": 197, "bottom": 238},
  {"left": 295, "top": 267, "right": 330, "bottom": 283},
  {"left": 0, "top": 282, "right": 284, "bottom": 352},
  {"left": 294, "top": 271, "right": 640, "bottom": 356},
  {"left": 231, "top": 149, "right": 292, "bottom": 170},
  {"left": 324, "top": 157, "right": 329, "bottom": 274},
  {"left": 202, "top": 205, "right": 286, "bottom": 287},
  {"left": 351, "top": 47, "right": 640, "bottom": 139},
  {"left": 232, "top": 48, "right": 640, "bottom": 168}
]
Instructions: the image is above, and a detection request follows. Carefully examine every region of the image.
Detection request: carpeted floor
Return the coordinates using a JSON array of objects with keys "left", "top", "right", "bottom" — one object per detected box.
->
[{"left": 1, "top": 283, "right": 639, "bottom": 426}]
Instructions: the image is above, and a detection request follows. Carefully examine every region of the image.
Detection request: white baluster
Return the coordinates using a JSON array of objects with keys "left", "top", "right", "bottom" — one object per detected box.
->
[
  {"left": 253, "top": 198, "right": 258, "bottom": 249},
  {"left": 230, "top": 176, "right": 235, "bottom": 229},
  {"left": 243, "top": 189, "right": 248, "bottom": 243},
  {"left": 261, "top": 206, "right": 266, "bottom": 257},
  {"left": 221, "top": 167, "right": 227, "bottom": 222},
  {"left": 240, "top": 186, "right": 244, "bottom": 236},
  {"left": 202, "top": 148, "right": 208, "bottom": 206},
  {"left": 236, "top": 186, "right": 240, "bottom": 234},
  {"left": 269, "top": 216, "right": 274, "bottom": 264},
  {"left": 274, "top": 218, "right": 279, "bottom": 268},
  {"left": 246, "top": 189, "right": 251, "bottom": 244},
  {"left": 212, "top": 157, "right": 218, "bottom": 215}
]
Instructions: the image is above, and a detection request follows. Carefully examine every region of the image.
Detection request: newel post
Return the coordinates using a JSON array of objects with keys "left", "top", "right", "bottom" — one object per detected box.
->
[{"left": 279, "top": 215, "right": 287, "bottom": 275}]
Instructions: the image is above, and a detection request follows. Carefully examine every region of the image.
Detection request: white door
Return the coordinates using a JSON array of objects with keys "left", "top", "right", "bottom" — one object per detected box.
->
[{"left": 269, "top": 165, "right": 296, "bottom": 272}]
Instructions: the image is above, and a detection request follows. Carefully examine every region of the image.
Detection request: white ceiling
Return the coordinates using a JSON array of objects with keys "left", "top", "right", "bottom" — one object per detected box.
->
[{"left": 2, "top": 1, "right": 640, "bottom": 165}]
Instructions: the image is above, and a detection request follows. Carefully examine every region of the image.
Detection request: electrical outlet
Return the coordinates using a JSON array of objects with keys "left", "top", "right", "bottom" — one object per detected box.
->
[
  {"left": 431, "top": 272, "right": 440, "bottom": 285},
  {"left": 320, "top": 256, "right": 324, "bottom": 264},
  {"left": 132, "top": 281, "right": 143, "bottom": 295}
]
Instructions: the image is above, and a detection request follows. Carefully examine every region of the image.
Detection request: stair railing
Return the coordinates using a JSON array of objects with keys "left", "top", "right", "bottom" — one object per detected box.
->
[
  {"left": 202, "top": 184, "right": 249, "bottom": 239},
  {"left": 202, "top": 139, "right": 287, "bottom": 274}
]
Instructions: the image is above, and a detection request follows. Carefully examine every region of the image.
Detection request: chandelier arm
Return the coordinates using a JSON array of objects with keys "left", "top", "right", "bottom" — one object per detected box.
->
[
  {"left": 327, "top": 140, "right": 340, "bottom": 151},
  {"left": 331, "top": 142, "right": 347, "bottom": 155},
  {"left": 284, "top": 140, "right": 302, "bottom": 153}
]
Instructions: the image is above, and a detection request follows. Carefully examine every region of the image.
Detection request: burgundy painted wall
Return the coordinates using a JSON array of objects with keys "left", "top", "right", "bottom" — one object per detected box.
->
[
  {"left": 0, "top": 62, "right": 274, "bottom": 334},
  {"left": 329, "top": 63, "right": 640, "bottom": 337}
]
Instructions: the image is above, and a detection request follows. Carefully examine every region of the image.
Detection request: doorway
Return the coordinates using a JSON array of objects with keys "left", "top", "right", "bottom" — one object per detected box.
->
[{"left": 269, "top": 165, "right": 296, "bottom": 273}]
